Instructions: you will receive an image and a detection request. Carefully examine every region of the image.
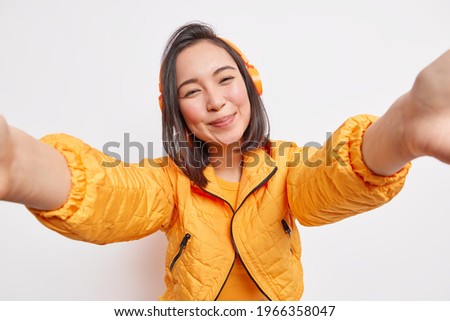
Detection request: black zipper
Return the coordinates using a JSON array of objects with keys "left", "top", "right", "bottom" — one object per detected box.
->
[
  {"left": 169, "top": 233, "right": 191, "bottom": 271},
  {"left": 214, "top": 254, "right": 237, "bottom": 299},
  {"left": 202, "top": 166, "right": 278, "bottom": 301},
  {"left": 281, "top": 219, "right": 291, "bottom": 236},
  {"left": 196, "top": 190, "right": 238, "bottom": 300},
  {"left": 281, "top": 218, "right": 294, "bottom": 254},
  {"left": 229, "top": 167, "right": 277, "bottom": 301}
]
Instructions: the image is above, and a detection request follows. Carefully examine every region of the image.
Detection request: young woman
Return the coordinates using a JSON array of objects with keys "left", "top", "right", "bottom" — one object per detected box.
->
[{"left": 0, "top": 22, "right": 449, "bottom": 301}]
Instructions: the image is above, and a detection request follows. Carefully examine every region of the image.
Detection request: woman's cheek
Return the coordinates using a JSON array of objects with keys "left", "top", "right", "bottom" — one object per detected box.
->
[
  {"left": 180, "top": 101, "right": 203, "bottom": 127},
  {"left": 230, "top": 80, "right": 250, "bottom": 106}
]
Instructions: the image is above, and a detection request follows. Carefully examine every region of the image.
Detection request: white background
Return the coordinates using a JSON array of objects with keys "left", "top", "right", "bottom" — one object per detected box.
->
[{"left": 1, "top": 0, "right": 449, "bottom": 300}]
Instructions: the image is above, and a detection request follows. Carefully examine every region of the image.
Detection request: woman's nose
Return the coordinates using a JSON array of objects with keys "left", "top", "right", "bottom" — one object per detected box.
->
[{"left": 206, "top": 88, "right": 226, "bottom": 111}]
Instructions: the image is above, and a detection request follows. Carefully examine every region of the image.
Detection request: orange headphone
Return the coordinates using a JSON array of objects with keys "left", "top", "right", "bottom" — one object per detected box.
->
[{"left": 158, "top": 38, "right": 262, "bottom": 110}]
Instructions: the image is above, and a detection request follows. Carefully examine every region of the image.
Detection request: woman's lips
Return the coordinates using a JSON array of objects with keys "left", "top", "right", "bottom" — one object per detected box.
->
[{"left": 209, "top": 114, "right": 235, "bottom": 128}]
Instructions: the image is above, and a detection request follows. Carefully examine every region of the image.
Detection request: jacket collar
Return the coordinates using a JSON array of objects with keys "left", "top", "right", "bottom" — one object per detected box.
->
[{"left": 199, "top": 148, "right": 278, "bottom": 207}]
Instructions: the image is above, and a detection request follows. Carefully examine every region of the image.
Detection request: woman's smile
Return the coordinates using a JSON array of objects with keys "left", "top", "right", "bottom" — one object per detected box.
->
[{"left": 209, "top": 113, "right": 236, "bottom": 128}]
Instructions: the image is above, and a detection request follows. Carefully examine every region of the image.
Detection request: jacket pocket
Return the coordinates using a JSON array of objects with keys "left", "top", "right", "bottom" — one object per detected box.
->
[
  {"left": 281, "top": 219, "right": 293, "bottom": 254},
  {"left": 169, "top": 233, "right": 191, "bottom": 271}
]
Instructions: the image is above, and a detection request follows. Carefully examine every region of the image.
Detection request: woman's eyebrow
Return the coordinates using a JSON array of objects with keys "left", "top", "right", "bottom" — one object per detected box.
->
[
  {"left": 177, "top": 65, "right": 236, "bottom": 92},
  {"left": 213, "top": 65, "right": 236, "bottom": 76}
]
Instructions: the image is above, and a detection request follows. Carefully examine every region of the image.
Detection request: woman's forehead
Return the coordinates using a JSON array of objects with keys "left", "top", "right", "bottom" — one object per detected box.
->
[{"left": 175, "top": 40, "right": 237, "bottom": 78}]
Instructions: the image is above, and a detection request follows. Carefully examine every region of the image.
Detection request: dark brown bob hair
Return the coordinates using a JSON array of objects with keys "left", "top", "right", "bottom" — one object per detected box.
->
[{"left": 160, "top": 22, "right": 270, "bottom": 188}]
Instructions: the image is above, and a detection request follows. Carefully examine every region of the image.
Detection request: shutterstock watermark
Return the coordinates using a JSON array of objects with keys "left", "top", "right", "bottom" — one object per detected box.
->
[{"left": 101, "top": 132, "right": 348, "bottom": 168}]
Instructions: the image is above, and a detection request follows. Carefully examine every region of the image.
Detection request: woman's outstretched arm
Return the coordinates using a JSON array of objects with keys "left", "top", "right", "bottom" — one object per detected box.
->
[
  {"left": 363, "top": 50, "right": 450, "bottom": 176},
  {"left": 0, "top": 116, "right": 71, "bottom": 210}
]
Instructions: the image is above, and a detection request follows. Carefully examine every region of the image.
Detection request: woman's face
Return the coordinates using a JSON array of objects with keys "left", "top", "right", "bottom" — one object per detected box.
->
[{"left": 175, "top": 40, "right": 251, "bottom": 147}]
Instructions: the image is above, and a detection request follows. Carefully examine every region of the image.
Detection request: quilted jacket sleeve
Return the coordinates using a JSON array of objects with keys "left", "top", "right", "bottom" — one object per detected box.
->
[
  {"left": 287, "top": 114, "right": 411, "bottom": 226},
  {"left": 27, "top": 134, "right": 175, "bottom": 244}
]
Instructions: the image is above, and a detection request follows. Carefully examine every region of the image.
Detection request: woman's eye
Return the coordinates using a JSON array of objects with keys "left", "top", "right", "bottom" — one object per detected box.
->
[
  {"left": 220, "top": 76, "right": 234, "bottom": 84},
  {"left": 184, "top": 89, "right": 199, "bottom": 97}
]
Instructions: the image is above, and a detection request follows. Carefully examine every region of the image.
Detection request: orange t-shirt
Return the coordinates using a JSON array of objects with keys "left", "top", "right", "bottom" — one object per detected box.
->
[{"left": 215, "top": 176, "right": 267, "bottom": 301}]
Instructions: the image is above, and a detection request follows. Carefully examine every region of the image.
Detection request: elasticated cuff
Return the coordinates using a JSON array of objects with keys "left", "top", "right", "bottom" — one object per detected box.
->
[
  {"left": 27, "top": 134, "right": 88, "bottom": 220},
  {"left": 346, "top": 114, "right": 411, "bottom": 187}
]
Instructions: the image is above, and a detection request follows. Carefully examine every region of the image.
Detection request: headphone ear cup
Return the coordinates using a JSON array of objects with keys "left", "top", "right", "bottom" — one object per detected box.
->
[
  {"left": 158, "top": 93, "right": 164, "bottom": 110},
  {"left": 158, "top": 81, "right": 164, "bottom": 110},
  {"left": 219, "top": 38, "right": 263, "bottom": 96},
  {"left": 247, "top": 66, "right": 263, "bottom": 95}
]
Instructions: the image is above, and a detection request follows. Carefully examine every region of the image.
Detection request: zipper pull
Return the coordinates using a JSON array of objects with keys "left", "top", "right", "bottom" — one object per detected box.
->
[
  {"left": 180, "top": 233, "right": 191, "bottom": 248},
  {"left": 281, "top": 219, "right": 291, "bottom": 236}
]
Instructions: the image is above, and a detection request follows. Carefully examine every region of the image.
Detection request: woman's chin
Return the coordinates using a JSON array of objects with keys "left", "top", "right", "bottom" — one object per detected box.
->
[{"left": 216, "top": 137, "right": 243, "bottom": 147}]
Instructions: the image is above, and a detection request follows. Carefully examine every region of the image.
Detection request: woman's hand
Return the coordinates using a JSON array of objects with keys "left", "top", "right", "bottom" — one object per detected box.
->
[
  {"left": 362, "top": 50, "right": 450, "bottom": 176},
  {"left": 0, "top": 116, "right": 71, "bottom": 209},
  {"left": 0, "top": 115, "right": 13, "bottom": 200},
  {"left": 403, "top": 50, "right": 450, "bottom": 163}
]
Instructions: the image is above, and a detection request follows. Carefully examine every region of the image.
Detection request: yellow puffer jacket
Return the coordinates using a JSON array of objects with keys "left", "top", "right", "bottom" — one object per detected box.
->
[{"left": 29, "top": 115, "right": 410, "bottom": 300}]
